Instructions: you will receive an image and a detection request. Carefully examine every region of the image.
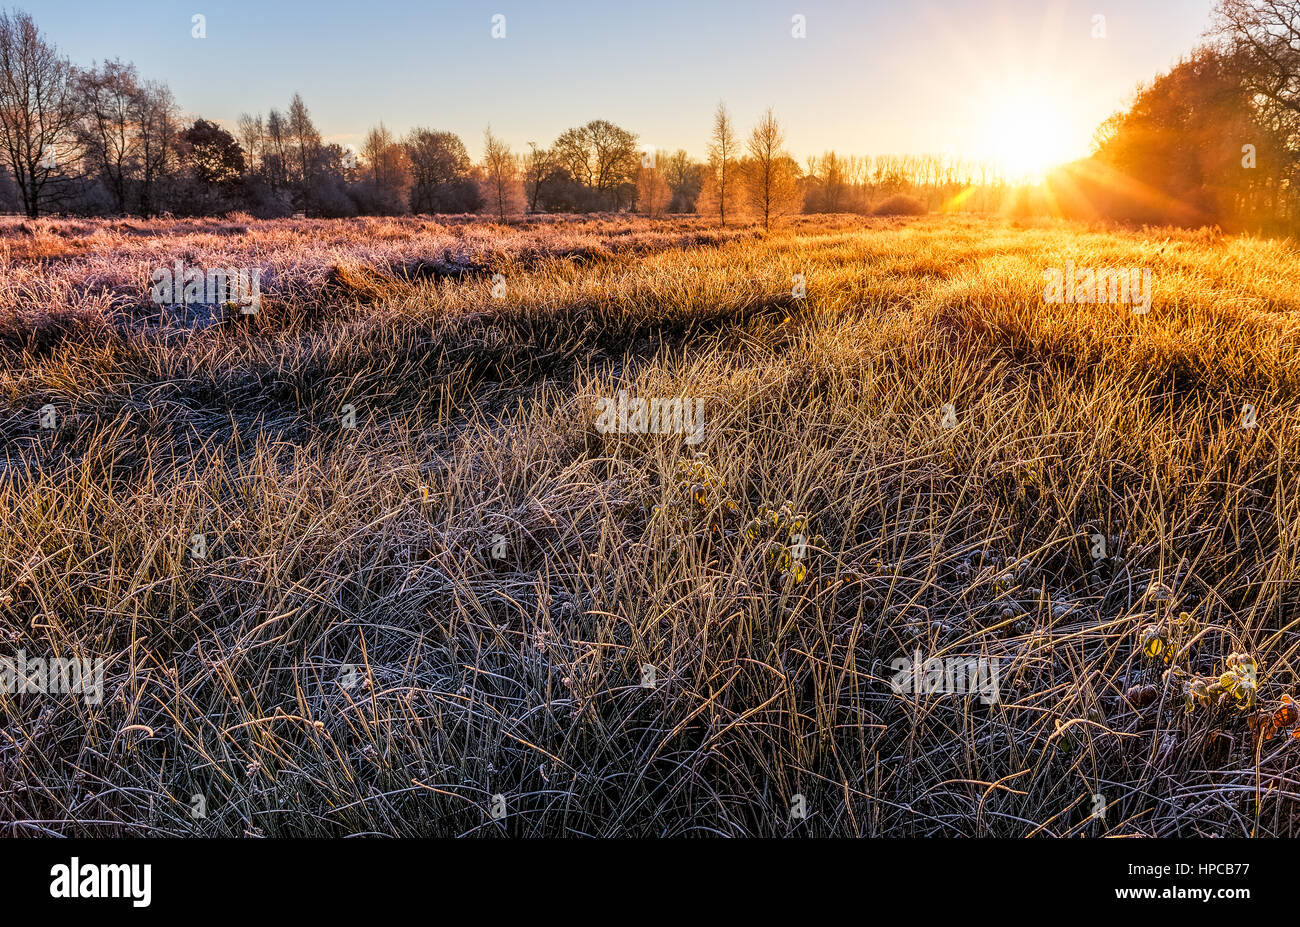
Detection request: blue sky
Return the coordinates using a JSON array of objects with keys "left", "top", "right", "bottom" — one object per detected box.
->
[{"left": 27, "top": 0, "right": 1214, "bottom": 165}]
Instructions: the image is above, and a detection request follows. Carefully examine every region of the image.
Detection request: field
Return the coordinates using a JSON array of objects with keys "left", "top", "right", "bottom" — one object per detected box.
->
[{"left": 2, "top": 212, "right": 1300, "bottom": 837}]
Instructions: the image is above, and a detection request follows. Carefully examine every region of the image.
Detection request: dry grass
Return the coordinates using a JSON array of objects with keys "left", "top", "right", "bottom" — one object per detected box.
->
[{"left": 3, "top": 212, "right": 1300, "bottom": 836}]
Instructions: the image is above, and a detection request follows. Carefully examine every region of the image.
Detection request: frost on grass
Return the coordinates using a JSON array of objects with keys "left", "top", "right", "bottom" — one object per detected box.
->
[{"left": 1, "top": 213, "right": 1299, "bottom": 837}]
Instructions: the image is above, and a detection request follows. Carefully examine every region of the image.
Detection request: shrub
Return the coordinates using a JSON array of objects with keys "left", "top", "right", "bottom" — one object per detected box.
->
[{"left": 871, "top": 194, "right": 927, "bottom": 216}]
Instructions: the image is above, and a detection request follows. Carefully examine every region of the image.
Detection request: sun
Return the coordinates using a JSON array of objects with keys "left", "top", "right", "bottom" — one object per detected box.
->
[{"left": 981, "top": 88, "right": 1078, "bottom": 183}]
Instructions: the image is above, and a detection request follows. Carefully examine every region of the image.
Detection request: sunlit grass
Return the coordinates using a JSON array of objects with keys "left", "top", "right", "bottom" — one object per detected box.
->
[{"left": 1, "top": 212, "right": 1299, "bottom": 836}]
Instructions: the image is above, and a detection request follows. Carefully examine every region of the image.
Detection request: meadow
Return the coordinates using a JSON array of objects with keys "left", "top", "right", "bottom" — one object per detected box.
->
[{"left": 2, "top": 211, "right": 1300, "bottom": 836}]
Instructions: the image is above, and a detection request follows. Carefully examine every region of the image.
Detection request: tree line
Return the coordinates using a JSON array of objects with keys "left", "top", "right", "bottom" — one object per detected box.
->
[
  {"left": 0, "top": 8, "right": 1030, "bottom": 223},
  {"left": 1025, "top": 0, "right": 1300, "bottom": 231},
  {"left": 2, "top": 3, "right": 1292, "bottom": 230}
]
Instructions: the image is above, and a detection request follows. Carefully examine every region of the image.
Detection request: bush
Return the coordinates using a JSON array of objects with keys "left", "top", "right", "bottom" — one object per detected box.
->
[{"left": 871, "top": 194, "right": 927, "bottom": 216}]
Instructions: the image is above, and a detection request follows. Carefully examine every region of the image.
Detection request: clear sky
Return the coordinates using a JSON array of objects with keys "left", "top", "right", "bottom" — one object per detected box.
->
[{"left": 27, "top": 0, "right": 1214, "bottom": 169}]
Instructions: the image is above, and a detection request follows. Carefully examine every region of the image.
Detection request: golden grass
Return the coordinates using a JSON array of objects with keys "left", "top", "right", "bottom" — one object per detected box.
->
[{"left": 2, "top": 213, "right": 1299, "bottom": 836}]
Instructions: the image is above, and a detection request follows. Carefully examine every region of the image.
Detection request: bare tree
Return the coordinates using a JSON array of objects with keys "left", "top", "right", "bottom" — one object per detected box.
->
[
  {"left": 403, "top": 128, "right": 479, "bottom": 213},
  {"left": 810, "top": 151, "right": 848, "bottom": 213},
  {"left": 135, "top": 79, "right": 177, "bottom": 216},
  {"left": 481, "top": 125, "right": 518, "bottom": 220},
  {"left": 0, "top": 10, "right": 77, "bottom": 216},
  {"left": 265, "top": 108, "right": 288, "bottom": 191},
  {"left": 705, "top": 102, "right": 738, "bottom": 226},
  {"left": 360, "top": 126, "right": 406, "bottom": 214},
  {"left": 552, "top": 119, "right": 639, "bottom": 209},
  {"left": 1210, "top": 0, "right": 1300, "bottom": 221},
  {"left": 286, "top": 92, "right": 320, "bottom": 191},
  {"left": 75, "top": 59, "right": 141, "bottom": 214},
  {"left": 663, "top": 149, "right": 703, "bottom": 212},
  {"left": 360, "top": 121, "right": 410, "bottom": 210},
  {"left": 521, "top": 142, "right": 554, "bottom": 213},
  {"left": 237, "top": 112, "right": 264, "bottom": 174},
  {"left": 1212, "top": 0, "right": 1300, "bottom": 118},
  {"left": 743, "top": 107, "right": 800, "bottom": 229},
  {"left": 361, "top": 123, "right": 394, "bottom": 186},
  {"left": 636, "top": 149, "right": 669, "bottom": 216}
]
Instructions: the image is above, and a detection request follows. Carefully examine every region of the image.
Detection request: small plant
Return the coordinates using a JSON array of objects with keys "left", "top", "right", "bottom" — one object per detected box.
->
[
  {"left": 1139, "top": 622, "right": 1170, "bottom": 662},
  {"left": 1137, "top": 611, "right": 1195, "bottom": 664},
  {"left": 674, "top": 453, "right": 722, "bottom": 509},
  {"left": 656, "top": 453, "right": 740, "bottom": 538},
  {"left": 744, "top": 502, "right": 824, "bottom": 585},
  {"left": 1182, "top": 653, "right": 1258, "bottom": 711},
  {"left": 1248, "top": 693, "right": 1300, "bottom": 741}
]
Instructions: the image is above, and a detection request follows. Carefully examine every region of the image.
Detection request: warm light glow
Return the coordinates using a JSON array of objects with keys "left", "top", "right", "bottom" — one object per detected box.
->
[{"left": 980, "top": 89, "right": 1079, "bottom": 183}]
